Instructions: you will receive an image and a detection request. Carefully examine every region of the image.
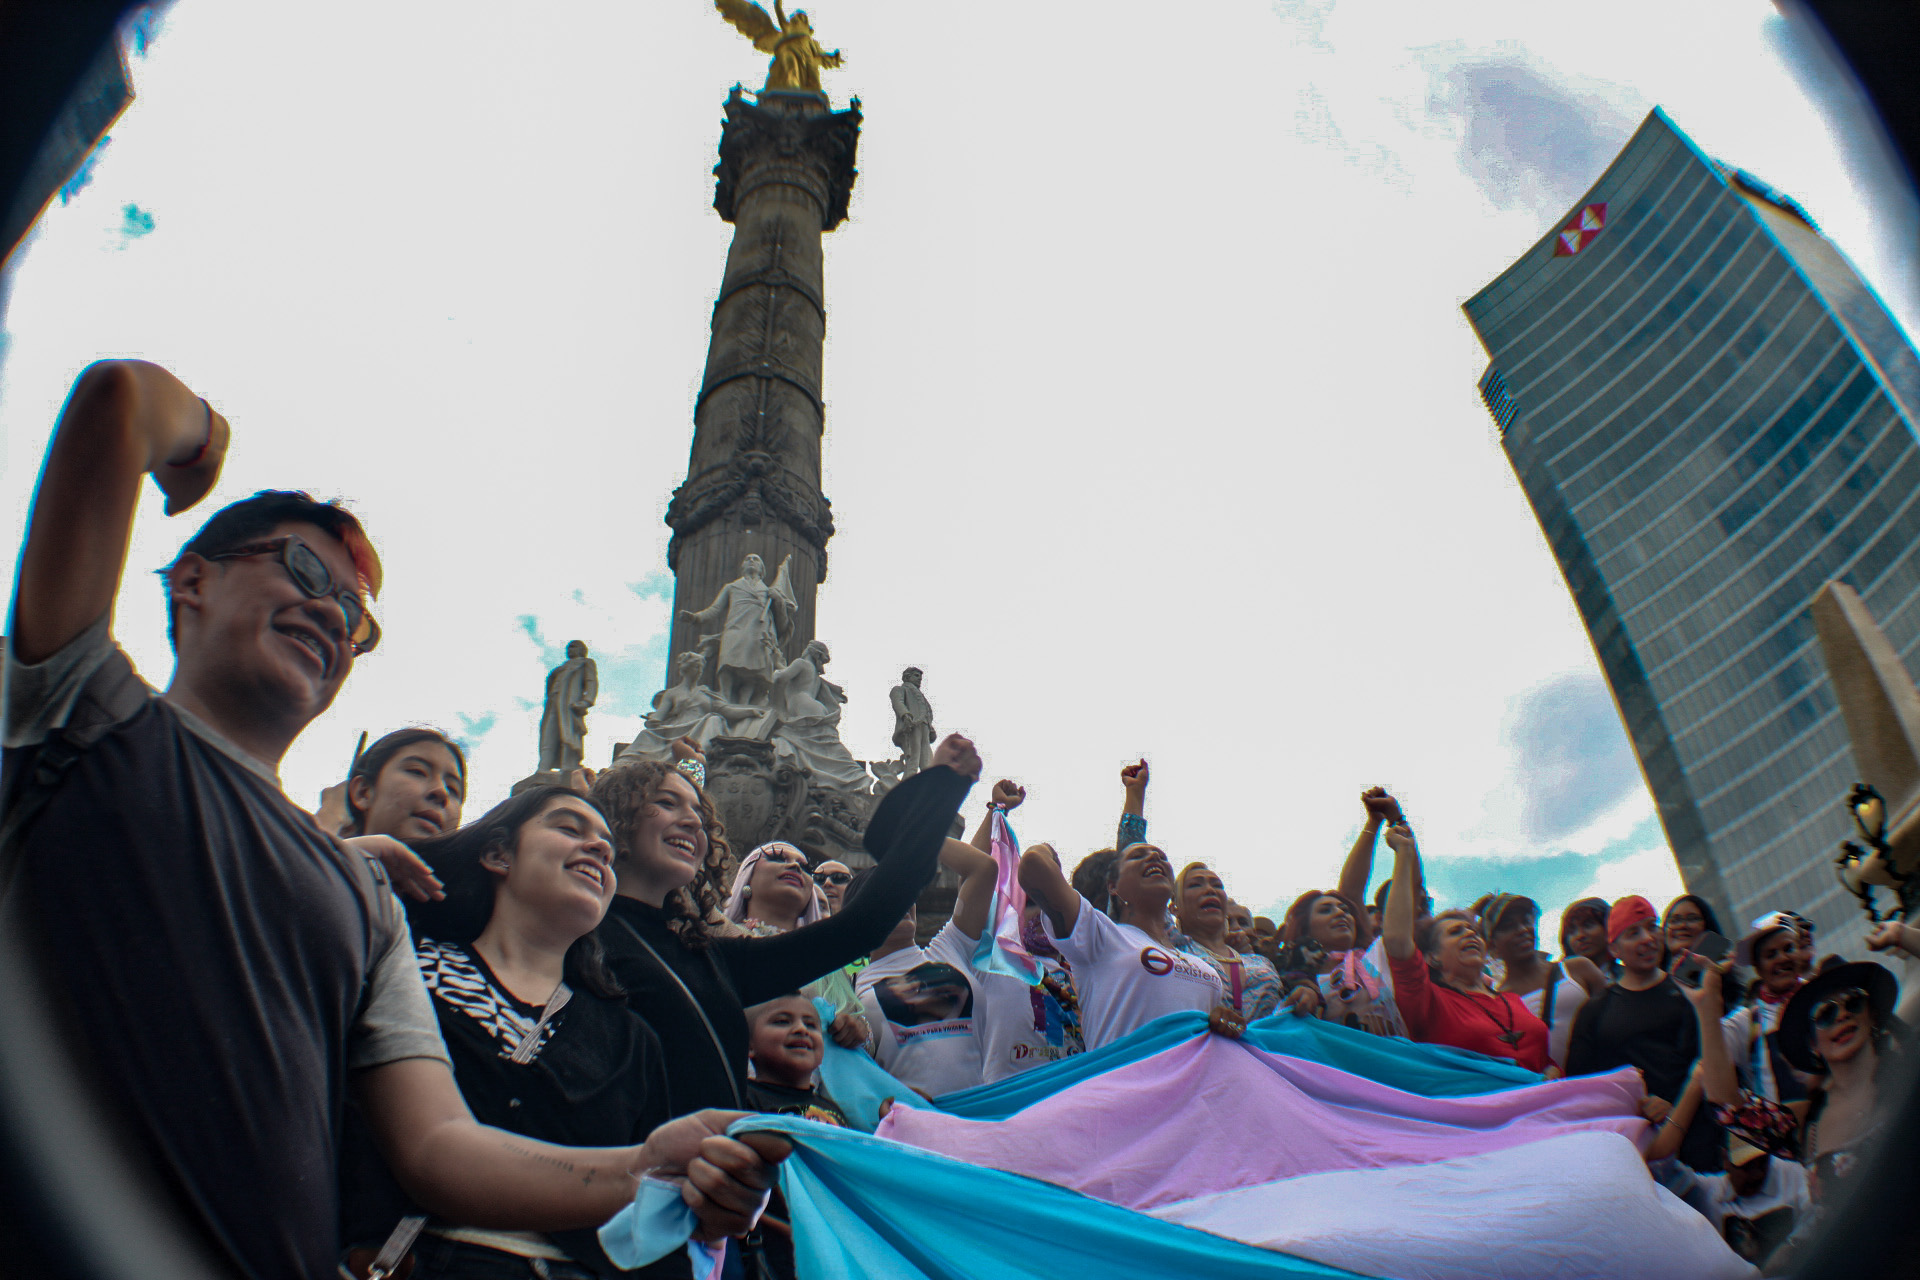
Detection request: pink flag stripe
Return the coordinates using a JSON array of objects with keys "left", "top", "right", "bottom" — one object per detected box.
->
[{"left": 878, "top": 1033, "right": 1646, "bottom": 1211}]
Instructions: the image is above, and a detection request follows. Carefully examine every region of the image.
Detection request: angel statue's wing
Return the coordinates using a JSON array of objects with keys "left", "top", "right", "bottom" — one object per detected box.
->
[{"left": 714, "top": 0, "right": 781, "bottom": 51}]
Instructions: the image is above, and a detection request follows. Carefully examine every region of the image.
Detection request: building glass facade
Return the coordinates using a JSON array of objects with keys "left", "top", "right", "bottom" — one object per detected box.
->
[{"left": 1464, "top": 109, "right": 1920, "bottom": 948}]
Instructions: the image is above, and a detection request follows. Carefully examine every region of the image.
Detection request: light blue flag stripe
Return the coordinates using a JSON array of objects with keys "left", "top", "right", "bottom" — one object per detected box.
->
[{"left": 749, "top": 1114, "right": 1373, "bottom": 1280}]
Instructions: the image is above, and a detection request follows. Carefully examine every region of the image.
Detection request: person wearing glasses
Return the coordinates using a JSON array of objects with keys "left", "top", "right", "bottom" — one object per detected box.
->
[
  {"left": 812, "top": 859, "right": 854, "bottom": 914},
  {"left": 3, "top": 362, "right": 784, "bottom": 1279},
  {"left": 724, "top": 842, "right": 869, "bottom": 1047},
  {"left": 1688, "top": 953, "right": 1904, "bottom": 1268},
  {"left": 1775, "top": 961, "right": 1902, "bottom": 1207}
]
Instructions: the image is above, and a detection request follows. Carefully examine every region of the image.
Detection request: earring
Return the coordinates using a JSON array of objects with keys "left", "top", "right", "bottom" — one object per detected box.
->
[{"left": 742, "top": 885, "right": 752, "bottom": 903}]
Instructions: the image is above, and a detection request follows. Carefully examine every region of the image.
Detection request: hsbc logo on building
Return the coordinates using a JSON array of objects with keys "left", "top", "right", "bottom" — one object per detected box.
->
[{"left": 1553, "top": 202, "right": 1607, "bottom": 256}]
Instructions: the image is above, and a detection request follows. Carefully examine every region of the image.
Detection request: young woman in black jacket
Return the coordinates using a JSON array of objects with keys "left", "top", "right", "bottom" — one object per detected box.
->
[
  {"left": 345, "top": 784, "right": 676, "bottom": 1279},
  {"left": 590, "top": 734, "right": 980, "bottom": 1116}
]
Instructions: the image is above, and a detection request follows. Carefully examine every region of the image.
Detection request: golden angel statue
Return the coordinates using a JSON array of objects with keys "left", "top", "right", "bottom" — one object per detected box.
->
[{"left": 714, "top": 0, "right": 843, "bottom": 94}]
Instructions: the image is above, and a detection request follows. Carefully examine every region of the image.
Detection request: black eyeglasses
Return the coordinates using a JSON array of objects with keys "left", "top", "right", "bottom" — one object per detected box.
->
[
  {"left": 206, "top": 536, "right": 381, "bottom": 654},
  {"left": 1811, "top": 988, "right": 1869, "bottom": 1029},
  {"left": 813, "top": 869, "right": 852, "bottom": 886}
]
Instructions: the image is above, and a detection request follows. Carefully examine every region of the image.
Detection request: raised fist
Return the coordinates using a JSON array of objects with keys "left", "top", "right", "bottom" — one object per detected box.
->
[
  {"left": 1121, "top": 759, "right": 1150, "bottom": 792},
  {"left": 990, "top": 779, "right": 1026, "bottom": 810},
  {"left": 1360, "top": 786, "right": 1403, "bottom": 824},
  {"left": 930, "top": 733, "right": 982, "bottom": 780}
]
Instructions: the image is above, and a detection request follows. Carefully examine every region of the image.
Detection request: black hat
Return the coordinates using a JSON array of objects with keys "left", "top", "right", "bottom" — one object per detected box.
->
[{"left": 1776, "top": 961, "right": 1898, "bottom": 1075}]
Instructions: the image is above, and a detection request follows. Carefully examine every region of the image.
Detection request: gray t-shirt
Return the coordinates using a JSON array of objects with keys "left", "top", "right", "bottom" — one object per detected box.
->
[{"left": 4, "top": 616, "right": 444, "bottom": 1279}]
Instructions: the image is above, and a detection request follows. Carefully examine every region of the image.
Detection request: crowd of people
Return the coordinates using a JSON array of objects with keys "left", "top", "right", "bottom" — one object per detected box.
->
[{"left": 6, "top": 360, "right": 1918, "bottom": 1278}]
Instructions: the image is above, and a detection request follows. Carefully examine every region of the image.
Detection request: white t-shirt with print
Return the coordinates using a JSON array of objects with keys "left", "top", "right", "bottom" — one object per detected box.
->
[
  {"left": 856, "top": 921, "right": 984, "bottom": 1098},
  {"left": 1046, "top": 893, "right": 1226, "bottom": 1048},
  {"left": 952, "top": 922, "right": 1086, "bottom": 1084}
]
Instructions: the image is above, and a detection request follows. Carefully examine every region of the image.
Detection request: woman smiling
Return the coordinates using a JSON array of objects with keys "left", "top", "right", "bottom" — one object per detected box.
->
[
  {"left": 1175, "top": 862, "right": 1285, "bottom": 1020},
  {"left": 1382, "top": 824, "right": 1550, "bottom": 1073},
  {"left": 591, "top": 735, "right": 980, "bottom": 1117},
  {"left": 1020, "top": 839, "right": 1230, "bottom": 1048},
  {"left": 724, "top": 841, "right": 868, "bottom": 1048},
  {"left": 346, "top": 785, "right": 668, "bottom": 1279}
]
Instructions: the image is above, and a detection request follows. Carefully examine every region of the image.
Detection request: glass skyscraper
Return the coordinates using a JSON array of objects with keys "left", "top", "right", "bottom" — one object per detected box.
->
[{"left": 1464, "top": 109, "right": 1920, "bottom": 949}]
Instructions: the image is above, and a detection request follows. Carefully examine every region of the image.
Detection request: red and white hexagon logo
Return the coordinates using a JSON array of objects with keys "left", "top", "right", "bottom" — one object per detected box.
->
[{"left": 1553, "top": 202, "right": 1607, "bottom": 256}]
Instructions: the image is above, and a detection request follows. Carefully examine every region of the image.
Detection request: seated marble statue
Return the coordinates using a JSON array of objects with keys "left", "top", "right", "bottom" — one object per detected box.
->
[
  {"left": 766, "top": 641, "right": 871, "bottom": 793},
  {"left": 619, "top": 651, "right": 760, "bottom": 763}
]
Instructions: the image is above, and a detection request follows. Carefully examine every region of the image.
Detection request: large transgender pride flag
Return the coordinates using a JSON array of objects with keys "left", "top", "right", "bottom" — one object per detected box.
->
[{"left": 602, "top": 1011, "right": 1754, "bottom": 1280}]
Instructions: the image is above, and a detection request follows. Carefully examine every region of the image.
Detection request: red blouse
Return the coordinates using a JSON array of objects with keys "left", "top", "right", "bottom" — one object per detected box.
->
[{"left": 1387, "top": 950, "right": 1551, "bottom": 1072}]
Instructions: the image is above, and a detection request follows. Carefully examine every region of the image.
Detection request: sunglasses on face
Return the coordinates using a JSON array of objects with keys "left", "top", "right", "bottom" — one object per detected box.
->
[
  {"left": 813, "top": 870, "right": 852, "bottom": 886},
  {"left": 1812, "top": 989, "right": 1869, "bottom": 1030},
  {"left": 206, "top": 536, "right": 381, "bottom": 654}
]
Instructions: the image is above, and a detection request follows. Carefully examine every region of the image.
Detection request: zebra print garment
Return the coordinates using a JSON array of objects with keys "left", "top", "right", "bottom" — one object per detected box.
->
[{"left": 417, "top": 938, "right": 561, "bottom": 1061}]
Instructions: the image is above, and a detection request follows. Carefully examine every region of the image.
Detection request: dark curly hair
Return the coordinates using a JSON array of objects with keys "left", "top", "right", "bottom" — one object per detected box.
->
[{"left": 590, "top": 759, "right": 734, "bottom": 950}]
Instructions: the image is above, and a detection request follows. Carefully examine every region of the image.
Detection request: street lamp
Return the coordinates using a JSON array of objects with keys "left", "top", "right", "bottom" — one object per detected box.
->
[{"left": 1835, "top": 782, "right": 1915, "bottom": 922}]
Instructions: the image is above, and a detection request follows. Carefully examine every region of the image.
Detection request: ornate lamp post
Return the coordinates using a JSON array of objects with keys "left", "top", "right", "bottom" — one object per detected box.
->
[{"left": 1835, "top": 782, "right": 1917, "bottom": 922}]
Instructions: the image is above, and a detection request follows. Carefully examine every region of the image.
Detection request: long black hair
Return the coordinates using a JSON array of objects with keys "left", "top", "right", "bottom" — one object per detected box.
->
[
  {"left": 403, "top": 784, "right": 621, "bottom": 998},
  {"left": 342, "top": 727, "right": 467, "bottom": 837}
]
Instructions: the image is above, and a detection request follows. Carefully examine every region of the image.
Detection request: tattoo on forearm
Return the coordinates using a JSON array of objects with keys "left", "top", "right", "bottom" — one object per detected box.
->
[{"left": 502, "top": 1138, "right": 601, "bottom": 1185}]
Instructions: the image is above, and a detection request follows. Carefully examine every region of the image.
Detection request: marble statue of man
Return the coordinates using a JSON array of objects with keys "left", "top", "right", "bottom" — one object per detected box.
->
[
  {"left": 766, "top": 640, "right": 871, "bottom": 792},
  {"left": 890, "top": 666, "right": 935, "bottom": 778},
  {"left": 538, "top": 640, "right": 598, "bottom": 772},
  {"left": 618, "top": 650, "right": 758, "bottom": 763},
  {"left": 679, "top": 553, "right": 796, "bottom": 706}
]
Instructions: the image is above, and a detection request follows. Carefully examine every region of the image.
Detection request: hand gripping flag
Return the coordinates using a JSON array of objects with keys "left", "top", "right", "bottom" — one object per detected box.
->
[{"left": 971, "top": 808, "right": 1041, "bottom": 986}]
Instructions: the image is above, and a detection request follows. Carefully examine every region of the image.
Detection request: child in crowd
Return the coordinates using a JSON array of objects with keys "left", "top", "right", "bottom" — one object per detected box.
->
[{"left": 746, "top": 994, "right": 853, "bottom": 1129}]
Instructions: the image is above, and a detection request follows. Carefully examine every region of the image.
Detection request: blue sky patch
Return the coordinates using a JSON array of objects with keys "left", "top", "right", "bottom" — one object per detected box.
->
[{"left": 118, "top": 203, "right": 155, "bottom": 242}]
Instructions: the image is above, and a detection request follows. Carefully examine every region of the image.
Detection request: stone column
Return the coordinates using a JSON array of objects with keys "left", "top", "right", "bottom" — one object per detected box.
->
[{"left": 664, "top": 88, "right": 860, "bottom": 675}]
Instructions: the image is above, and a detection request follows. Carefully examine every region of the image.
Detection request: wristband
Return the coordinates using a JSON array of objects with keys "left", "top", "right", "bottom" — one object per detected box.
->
[{"left": 674, "top": 757, "right": 706, "bottom": 789}]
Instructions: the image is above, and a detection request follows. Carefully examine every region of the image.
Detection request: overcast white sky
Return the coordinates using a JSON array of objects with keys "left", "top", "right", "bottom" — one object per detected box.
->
[{"left": 4, "top": 0, "right": 1915, "bottom": 931}]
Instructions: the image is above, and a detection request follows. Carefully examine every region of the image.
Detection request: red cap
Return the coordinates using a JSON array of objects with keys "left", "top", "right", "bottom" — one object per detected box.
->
[{"left": 1607, "top": 895, "right": 1657, "bottom": 944}]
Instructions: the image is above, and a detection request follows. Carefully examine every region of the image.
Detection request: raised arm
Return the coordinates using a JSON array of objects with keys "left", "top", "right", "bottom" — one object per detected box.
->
[
  {"left": 12, "top": 360, "right": 227, "bottom": 662},
  {"left": 1381, "top": 822, "right": 1421, "bottom": 961},
  {"left": 1018, "top": 841, "right": 1078, "bottom": 937},
  {"left": 725, "top": 735, "right": 979, "bottom": 1006},
  {"left": 1117, "top": 760, "right": 1148, "bottom": 850},
  {"left": 355, "top": 1058, "right": 786, "bottom": 1240},
  {"left": 941, "top": 837, "right": 998, "bottom": 940},
  {"left": 969, "top": 778, "right": 1025, "bottom": 853},
  {"left": 1680, "top": 959, "right": 1739, "bottom": 1106},
  {"left": 1336, "top": 787, "right": 1399, "bottom": 912}
]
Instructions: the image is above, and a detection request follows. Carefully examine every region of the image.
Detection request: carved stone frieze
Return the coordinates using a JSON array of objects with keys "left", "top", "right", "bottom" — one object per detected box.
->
[{"left": 702, "top": 737, "right": 809, "bottom": 855}]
